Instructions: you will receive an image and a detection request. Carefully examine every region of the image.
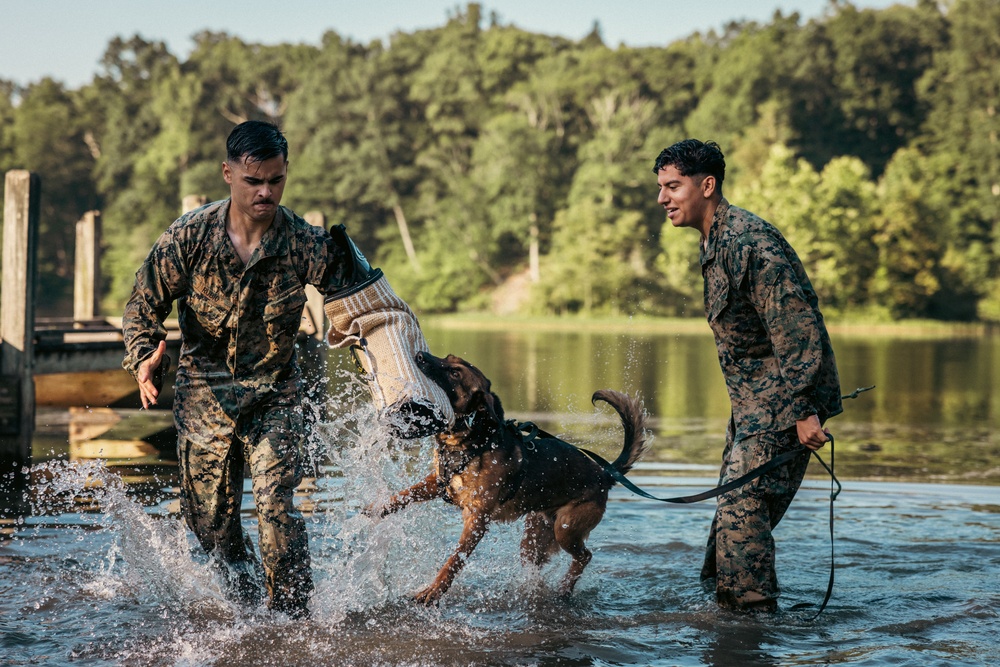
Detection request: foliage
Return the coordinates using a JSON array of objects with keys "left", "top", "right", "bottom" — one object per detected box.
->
[{"left": 1, "top": 0, "right": 998, "bottom": 322}]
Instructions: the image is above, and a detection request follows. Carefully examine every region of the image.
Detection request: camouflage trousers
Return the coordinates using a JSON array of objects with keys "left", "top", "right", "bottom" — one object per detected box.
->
[
  {"left": 700, "top": 420, "right": 810, "bottom": 611},
  {"left": 175, "top": 387, "right": 313, "bottom": 616}
]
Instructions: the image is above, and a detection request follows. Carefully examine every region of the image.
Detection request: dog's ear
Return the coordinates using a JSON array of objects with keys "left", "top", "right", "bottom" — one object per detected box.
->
[
  {"left": 474, "top": 389, "right": 503, "bottom": 424},
  {"left": 488, "top": 391, "right": 504, "bottom": 422}
]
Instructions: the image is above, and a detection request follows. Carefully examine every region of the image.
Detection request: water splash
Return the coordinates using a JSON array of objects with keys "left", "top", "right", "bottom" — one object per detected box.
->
[
  {"left": 21, "top": 371, "right": 549, "bottom": 631},
  {"left": 29, "top": 458, "right": 233, "bottom": 616}
]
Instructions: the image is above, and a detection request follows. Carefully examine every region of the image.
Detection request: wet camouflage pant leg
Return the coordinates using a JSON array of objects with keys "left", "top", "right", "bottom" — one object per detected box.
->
[
  {"left": 242, "top": 403, "right": 313, "bottom": 615},
  {"left": 700, "top": 423, "right": 809, "bottom": 610},
  {"left": 176, "top": 396, "right": 264, "bottom": 604}
]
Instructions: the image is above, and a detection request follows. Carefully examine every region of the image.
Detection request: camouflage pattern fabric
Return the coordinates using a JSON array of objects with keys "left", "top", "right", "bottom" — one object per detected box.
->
[
  {"left": 700, "top": 198, "right": 842, "bottom": 442},
  {"left": 699, "top": 422, "right": 810, "bottom": 610},
  {"left": 698, "top": 198, "right": 841, "bottom": 610},
  {"left": 122, "top": 199, "right": 352, "bottom": 614}
]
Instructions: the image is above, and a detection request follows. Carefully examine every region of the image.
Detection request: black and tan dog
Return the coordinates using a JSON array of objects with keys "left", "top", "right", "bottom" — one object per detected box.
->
[{"left": 369, "top": 351, "right": 648, "bottom": 605}]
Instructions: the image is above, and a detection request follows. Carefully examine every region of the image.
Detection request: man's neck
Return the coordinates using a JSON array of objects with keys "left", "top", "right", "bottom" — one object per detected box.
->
[
  {"left": 227, "top": 208, "right": 274, "bottom": 265},
  {"left": 698, "top": 196, "right": 723, "bottom": 244}
]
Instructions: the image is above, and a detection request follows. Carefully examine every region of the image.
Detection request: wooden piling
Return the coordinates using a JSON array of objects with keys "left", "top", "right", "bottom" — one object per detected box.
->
[
  {"left": 181, "top": 194, "right": 208, "bottom": 214},
  {"left": 303, "top": 211, "right": 326, "bottom": 341},
  {"left": 300, "top": 211, "right": 329, "bottom": 416},
  {"left": 1, "top": 171, "right": 40, "bottom": 514},
  {"left": 74, "top": 210, "right": 101, "bottom": 323}
]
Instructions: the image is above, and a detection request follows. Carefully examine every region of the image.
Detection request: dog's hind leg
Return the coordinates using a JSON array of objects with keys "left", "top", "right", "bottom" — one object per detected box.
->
[
  {"left": 553, "top": 503, "right": 604, "bottom": 594},
  {"left": 520, "top": 512, "right": 558, "bottom": 568}
]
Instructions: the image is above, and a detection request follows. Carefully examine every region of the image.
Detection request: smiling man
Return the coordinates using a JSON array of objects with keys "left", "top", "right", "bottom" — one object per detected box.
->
[
  {"left": 652, "top": 139, "right": 842, "bottom": 613},
  {"left": 121, "top": 120, "right": 363, "bottom": 617}
]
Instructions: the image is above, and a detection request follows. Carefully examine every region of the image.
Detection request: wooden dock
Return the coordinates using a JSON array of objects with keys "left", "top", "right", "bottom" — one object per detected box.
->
[{"left": 32, "top": 317, "right": 181, "bottom": 408}]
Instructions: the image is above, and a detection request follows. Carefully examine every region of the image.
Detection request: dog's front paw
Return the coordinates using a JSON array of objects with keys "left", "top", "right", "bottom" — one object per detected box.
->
[
  {"left": 361, "top": 503, "right": 386, "bottom": 519},
  {"left": 412, "top": 585, "right": 444, "bottom": 606}
]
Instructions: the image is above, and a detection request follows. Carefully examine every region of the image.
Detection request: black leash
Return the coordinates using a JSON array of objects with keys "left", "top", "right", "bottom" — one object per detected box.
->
[
  {"left": 795, "top": 436, "right": 840, "bottom": 619},
  {"left": 577, "top": 445, "right": 807, "bottom": 504}
]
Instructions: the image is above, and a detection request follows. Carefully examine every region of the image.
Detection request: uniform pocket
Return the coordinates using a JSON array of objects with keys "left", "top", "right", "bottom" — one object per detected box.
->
[
  {"left": 263, "top": 286, "right": 307, "bottom": 340},
  {"left": 263, "top": 286, "right": 307, "bottom": 322},
  {"left": 187, "top": 289, "right": 232, "bottom": 338},
  {"left": 707, "top": 287, "right": 730, "bottom": 322}
]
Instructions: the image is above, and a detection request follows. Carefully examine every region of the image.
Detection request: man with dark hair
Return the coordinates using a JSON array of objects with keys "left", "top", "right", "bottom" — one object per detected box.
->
[
  {"left": 652, "top": 139, "right": 842, "bottom": 612},
  {"left": 122, "top": 120, "right": 360, "bottom": 617}
]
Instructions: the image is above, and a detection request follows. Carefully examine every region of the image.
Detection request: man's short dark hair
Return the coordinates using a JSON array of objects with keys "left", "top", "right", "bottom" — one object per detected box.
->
[
  {"left": 226, "top": 120, "right": 288, "bottom": 164},
  {"left": 652, "top": 139, "right": 726, "bottom": 192}
]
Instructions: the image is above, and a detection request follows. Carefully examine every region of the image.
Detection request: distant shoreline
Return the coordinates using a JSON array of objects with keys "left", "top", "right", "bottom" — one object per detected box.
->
[{"left": 423, "top": 314, "right": 996, "bottom": 338}]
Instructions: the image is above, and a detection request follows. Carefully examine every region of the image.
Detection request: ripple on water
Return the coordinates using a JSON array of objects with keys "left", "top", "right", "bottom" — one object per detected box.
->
[{"left": 1, "top": 387, "right": 999, "bottom": 666}]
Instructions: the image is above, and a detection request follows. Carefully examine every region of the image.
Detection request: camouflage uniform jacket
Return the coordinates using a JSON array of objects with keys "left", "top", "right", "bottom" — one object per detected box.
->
[
  {"left": 122, "top": 199, "right": 350, "bottom": 414},
  {"left": 700, "top": 199, "right": 842, "bottom": 441}
]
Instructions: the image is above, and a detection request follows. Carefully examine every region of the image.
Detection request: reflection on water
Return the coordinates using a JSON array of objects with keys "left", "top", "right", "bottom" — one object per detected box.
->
[
  {"left": 418, "top": 325, "right": 1000, "bottom": 484},
  {"left": 2, "top": 326, "right": 998, "bottom": 666}
]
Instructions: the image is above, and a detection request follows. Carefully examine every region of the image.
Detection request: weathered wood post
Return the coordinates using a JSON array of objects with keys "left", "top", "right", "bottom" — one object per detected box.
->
[
  {"left": 303, "top": 211, "right": 327, "bottom": 342},
  {"left": 300, "top": 211, "right": 329, "bottom": 427},
  {"left": 74, "top": 210, "right": 101, "bottom": 323},
  {"left": 1, "top": 171, "right": 40, "bottom": 516},
  {"left": 182, "top": 195, "right": 208, "bottom": 214}
]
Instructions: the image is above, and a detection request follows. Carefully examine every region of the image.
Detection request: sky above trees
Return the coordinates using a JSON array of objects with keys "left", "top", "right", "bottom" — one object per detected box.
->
[{"left": 3, "top": 0, "right": 906, "bottom": 88}]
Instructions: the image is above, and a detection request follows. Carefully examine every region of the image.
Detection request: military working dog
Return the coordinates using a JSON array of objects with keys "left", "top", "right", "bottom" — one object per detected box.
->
[{"left": 368, "top": 351, "right": 648, "bottom": 605}]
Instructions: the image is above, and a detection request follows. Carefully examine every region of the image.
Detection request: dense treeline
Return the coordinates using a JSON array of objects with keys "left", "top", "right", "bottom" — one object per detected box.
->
[{"left": 1, "top": 0, "right": 998, "bottom": 321}]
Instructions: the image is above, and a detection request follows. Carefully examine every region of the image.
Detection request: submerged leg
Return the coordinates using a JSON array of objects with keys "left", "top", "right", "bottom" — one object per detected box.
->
[
  {"left": 176, "top": 396, "right": 264, "bottom": 606},
  {"left": 247, "top": 403, "right": 312, "bottom": 617},
  {"left": 713, "top": 428, "right": 807, "bottom": 612}
]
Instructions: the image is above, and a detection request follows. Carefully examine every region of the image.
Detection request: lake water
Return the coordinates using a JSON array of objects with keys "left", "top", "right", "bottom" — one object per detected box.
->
[{"left": 2, "top": 325, "right": 998, "bottom": 666}]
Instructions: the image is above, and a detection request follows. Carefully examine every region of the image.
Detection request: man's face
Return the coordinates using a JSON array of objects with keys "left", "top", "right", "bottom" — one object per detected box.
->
[
  {"left": 656, "top": 164, "right": 715, "bottom": 236},
  {"left": 222, "top": 154, "right": 288, "bottom": 225}
]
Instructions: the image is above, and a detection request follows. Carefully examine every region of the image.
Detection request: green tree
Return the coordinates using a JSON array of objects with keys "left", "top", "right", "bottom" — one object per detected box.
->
[
  {"left": 820, "top": 0, "right": 946, "bottom": 176},
  {"left": 918, "top": 0, "right": 1000, "bottom": 320},
  {"left": 732, "top": 145, "right": 878, "bottom": 315},
  {"left": 870, "top": 148, "right": 943, "bottom": 318},
  {"left": 536, "top": 91, "right": 663, "bottom": 315},
  {"left": 810, "top": 156, "right": 880, "bottom": 312},
  {"left": 471, "top": 93, "right": 570, "bottom": 286},
  {"left": 89, "top": 36, "right": 180, "bottom": 309},
  {"left": 284, "top": 33, "right": 428, "bottom": 272},
  {"left": 0, "top": 81, "right": 15, "bottom": 173},
  {"left": 10, "top": 78, "right": 99, "bottom": 315},
  {"left": 684, "top": 14, "right": 806, "bottom": 172}
]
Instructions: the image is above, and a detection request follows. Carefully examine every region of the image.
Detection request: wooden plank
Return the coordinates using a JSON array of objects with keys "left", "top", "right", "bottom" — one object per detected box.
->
[
  {"left": 70, "top": 439, "right": 159, "bottom": 460},
  {"left": 68, "top": 406, "right": 121, "bottom": 443},
  {"left": 68, "top": 407, "right": 175, "bottom": 460}
]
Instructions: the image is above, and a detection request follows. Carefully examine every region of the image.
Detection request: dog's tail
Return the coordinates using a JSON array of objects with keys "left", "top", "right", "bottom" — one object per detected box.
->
[{"left": 592, "top": 389, "right": 649, "bottom": 475}]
